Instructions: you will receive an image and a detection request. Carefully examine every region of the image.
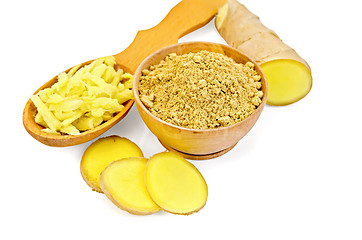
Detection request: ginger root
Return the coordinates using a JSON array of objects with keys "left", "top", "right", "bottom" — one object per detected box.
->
[
  {"left": 215, "top": 0, "right": 312, "bottom": 106},
  {"left": 145, "top": 152, "right": 208, "bottom": 215},
  {"left": 99, "top": 157, "right": 161, "bottom": 215},
  {"left": 80, "top": 136, "right": 143, "bottom": 192}
]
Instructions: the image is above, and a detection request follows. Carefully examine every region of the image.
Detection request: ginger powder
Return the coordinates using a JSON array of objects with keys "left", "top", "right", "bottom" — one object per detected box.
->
[{"left": 138, "top": 50, "right": 263, "bottom": 129}]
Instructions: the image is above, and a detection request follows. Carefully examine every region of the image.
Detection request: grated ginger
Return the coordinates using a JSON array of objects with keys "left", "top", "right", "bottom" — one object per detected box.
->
[{"left": 31, "top": 56, "right": 134, "bottom": 135}]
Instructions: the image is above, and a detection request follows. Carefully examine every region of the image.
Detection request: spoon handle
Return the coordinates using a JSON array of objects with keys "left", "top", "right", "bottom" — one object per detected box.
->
[{"left": 114, "top": 0, "right": 227, "bottom": 73}]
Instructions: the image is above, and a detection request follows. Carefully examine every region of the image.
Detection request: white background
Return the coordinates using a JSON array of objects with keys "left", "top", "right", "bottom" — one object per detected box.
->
[{"left": 1, "top": 0, "right": 361, "bottom": 239}]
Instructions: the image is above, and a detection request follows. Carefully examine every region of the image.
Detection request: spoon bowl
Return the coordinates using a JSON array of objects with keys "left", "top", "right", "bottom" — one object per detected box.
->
[{"left": 23, "top": 61, "right": 133, "bottom": 147}]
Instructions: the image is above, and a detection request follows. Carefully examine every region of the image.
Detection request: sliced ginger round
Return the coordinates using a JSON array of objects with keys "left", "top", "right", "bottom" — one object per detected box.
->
[
  {"left": 99, "top": 157, "right": 161, "bottom": 215},
  {"left": 261, "top": 59, "right": 312, "bottom": 106},
  {"left": 145, "top": 152, "right": 208, "bottom": 215},
  {"left": 80, "top": 135, "right": 143, "bottom": 192}
]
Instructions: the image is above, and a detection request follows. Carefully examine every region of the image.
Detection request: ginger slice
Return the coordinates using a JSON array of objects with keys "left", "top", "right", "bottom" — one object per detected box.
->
[
  {"left": 80, "top": 136, "right": 143, "bottom": 192},
  {"left": 99, "top": 157, "right": 161, "bottom": 215},
  {"left": 261, "top": 59, "right": 312, "bottom": 106},
  {"left": 145, "top": 152, "right": 208, "bottom": 215}
]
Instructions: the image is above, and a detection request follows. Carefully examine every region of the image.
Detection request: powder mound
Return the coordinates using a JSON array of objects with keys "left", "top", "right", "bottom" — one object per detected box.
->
[{"left": 138, "top": 50, "right": 263, "bottom": 129}]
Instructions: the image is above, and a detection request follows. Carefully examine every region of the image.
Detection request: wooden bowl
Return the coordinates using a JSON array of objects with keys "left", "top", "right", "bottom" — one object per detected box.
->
[
  {"left": 133, "top": 42, "right": 268, "bottom": 160},
  {"left": 23, "top": 61, "right": 133, "bottom": 147}
]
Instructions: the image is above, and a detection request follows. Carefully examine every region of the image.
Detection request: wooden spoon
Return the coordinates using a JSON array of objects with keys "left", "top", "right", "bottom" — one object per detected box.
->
[{"left": 23, "top": 0, "right": 227, "bottom": 147}]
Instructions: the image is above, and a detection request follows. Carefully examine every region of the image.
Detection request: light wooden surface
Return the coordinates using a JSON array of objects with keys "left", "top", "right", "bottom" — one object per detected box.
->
[
  {"left": 22, "top": 0, "right": 227, "bottom": 147},
  {"left": 133, "top": 41, "right": 268, "bottom": 159}
]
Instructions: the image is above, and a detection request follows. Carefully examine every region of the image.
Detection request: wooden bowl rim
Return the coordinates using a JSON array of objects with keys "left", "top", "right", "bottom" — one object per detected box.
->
[
  {"left": 23, "top": 59, "right": 134, "bottom": 147},
  {"left": 133, "top": 41, "right": 268, "bottom": 133}
]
